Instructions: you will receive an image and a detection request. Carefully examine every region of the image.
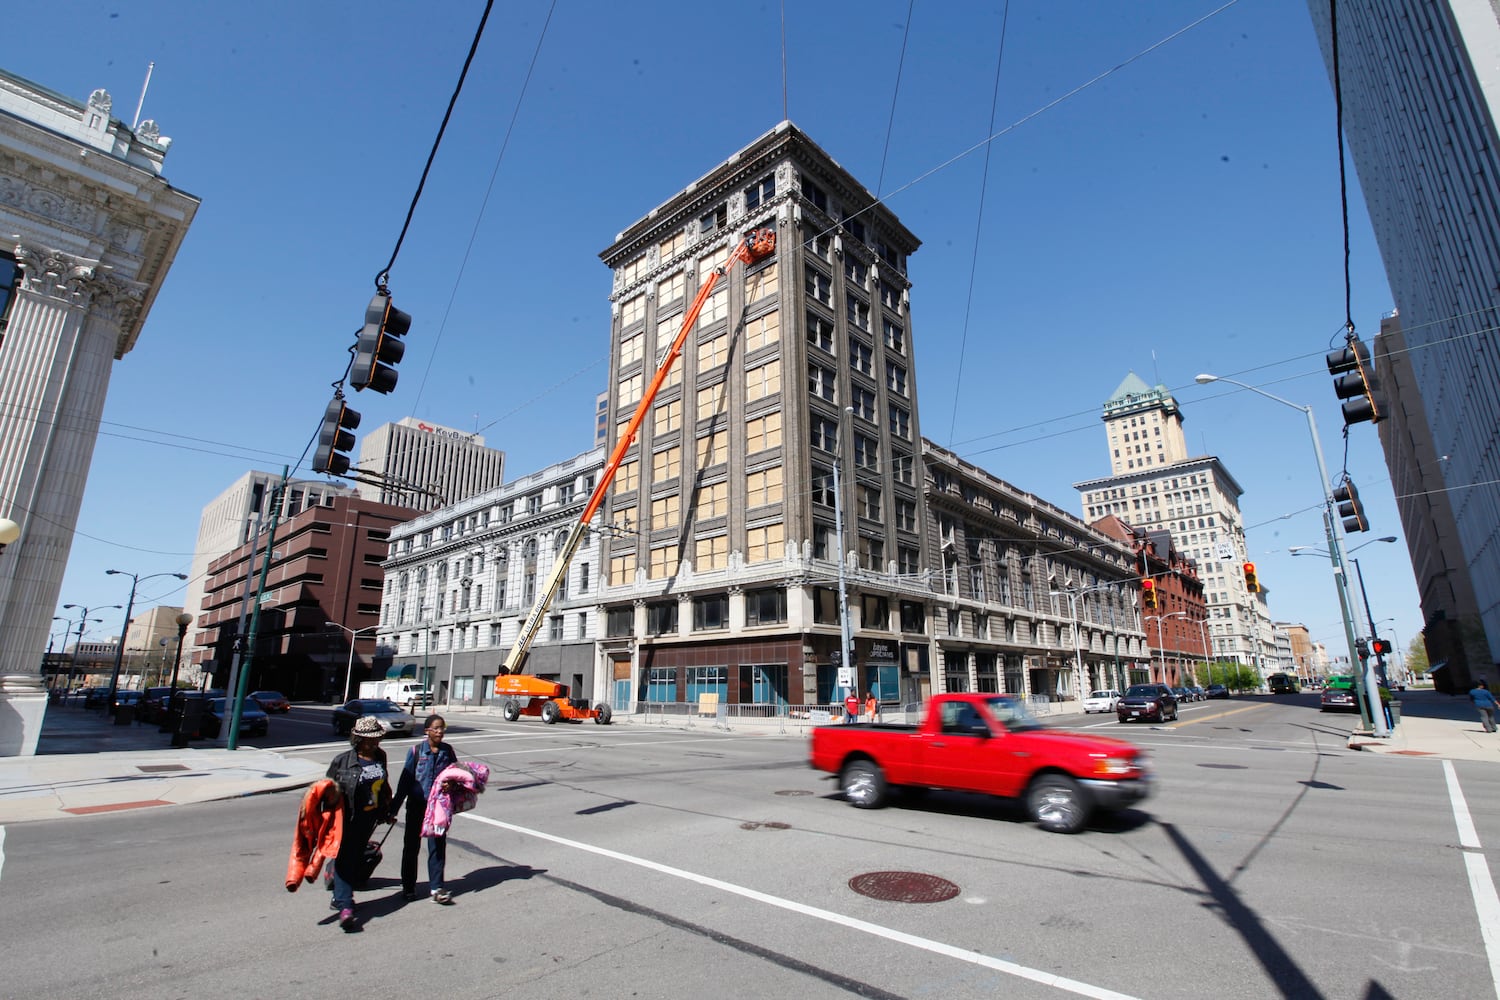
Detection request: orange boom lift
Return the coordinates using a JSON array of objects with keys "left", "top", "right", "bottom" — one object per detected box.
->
[{"left": 493, "top": 228, "right": 778, "bottom": 724}]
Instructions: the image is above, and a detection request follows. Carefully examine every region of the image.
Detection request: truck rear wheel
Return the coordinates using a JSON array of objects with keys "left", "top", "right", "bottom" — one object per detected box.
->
[
  {"left": 541, "top": 701, "right": 561, "bottom": 725},
  {"left": 502, "top": 700, "right": 520, "bottom": 722},
  {"left": 841, "top": 759, "right": 887, "bottom": 809},
  {"left": 594, "top": 703, "right": 613, "bottom": 725},
  {"left": 1027, "top": 774, "right": 1090, "bottom": 834}
]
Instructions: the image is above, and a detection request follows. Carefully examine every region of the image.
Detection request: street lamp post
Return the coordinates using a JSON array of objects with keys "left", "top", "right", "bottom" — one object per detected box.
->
[
  {"left": 832, "top": 406, "right": 854, "bottom": 706},
  {"left": 326, "top": 622, "right": 380, "bottom": 703},
  {"left": 61, "top": 603, "right": 120, "bottom": 693},
  {"left": 1145, "top": 612, "right": 1192, "bottom": 685},
  {"left": 1290, "top": 535, "right": 1397, "bottom": 708},
  {"left": 1196, "top": 374, "right": 1387, "bottom": 737},
  {"left": 1049, "top": 589, "right": 1085, "bottom": 701},
  {"left": 168, "top": 612, "right": 193, "bottom": 692},
  {"left": 103, "top": 569, "right": 187, "bottom": 712}
]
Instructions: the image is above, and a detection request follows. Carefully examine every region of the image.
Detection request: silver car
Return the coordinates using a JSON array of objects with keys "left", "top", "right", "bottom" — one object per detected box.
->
[{"left": 331, "top": 698, "right": 416, "bottom": 736}]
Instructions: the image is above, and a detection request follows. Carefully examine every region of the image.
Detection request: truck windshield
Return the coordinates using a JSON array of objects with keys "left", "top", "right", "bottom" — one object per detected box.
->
[{"left": 982, "top": 695, "right": 1044, "bottom": 732}]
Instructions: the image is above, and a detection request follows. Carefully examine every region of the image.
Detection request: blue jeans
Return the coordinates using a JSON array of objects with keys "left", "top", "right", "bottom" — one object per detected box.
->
[
  {"left": 331, "top": 860, "right": 355, "bottom": 911},
  {"left": 403, "top": 799, "right": 447, "bottom": 894}
]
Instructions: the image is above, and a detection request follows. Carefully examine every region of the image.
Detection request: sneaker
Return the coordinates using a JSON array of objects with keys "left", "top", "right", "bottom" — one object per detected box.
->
[
  {"left": 432, "top": 889, "right": 453, "bottom": 905},
  {"left": 338, "top": 908, "right": 356, "bottom": 929}
]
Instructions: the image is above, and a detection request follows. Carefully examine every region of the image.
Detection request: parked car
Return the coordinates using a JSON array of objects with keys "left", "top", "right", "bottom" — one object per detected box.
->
[
  {"left": 203, "top": 697, "right": 269, "bottom": 738},
  {"left": 331, "top": 698, "right": 416, "bottom": 737},
  {"left": 1117, "top": 684, "right": 1179, "bottom": 723},
  {"left": 1320, "top": 687, "right": 1358, "bottom": 712},
  {"left": 1205, "top": 684, "right": 1230, "bottom": 699},
  {"left": 250, "top": 690, "right": 290, "bottom": 714},
  {"left": 1172, "top": 687, "right": 1192, "bottom": 704},
  {"left": 140, "top": 686, "right": 176, "bottom": 724},
  {"left": 112, "top": 690, "right": 143, "bottom": 715},
  {"left": 1083, "top": 689, "right": 1122, "bottom": 714},
  {"left": 1189, "top": 686, "right": 1206, "bottom": 701},
  {"left": 82, "top": 687, "right": 111, "bottom": 709}
]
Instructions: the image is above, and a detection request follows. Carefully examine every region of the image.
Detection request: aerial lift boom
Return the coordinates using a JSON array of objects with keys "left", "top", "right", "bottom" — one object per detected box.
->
[{"left": 493, "top": 228, "right": 777, "bottom": 718}]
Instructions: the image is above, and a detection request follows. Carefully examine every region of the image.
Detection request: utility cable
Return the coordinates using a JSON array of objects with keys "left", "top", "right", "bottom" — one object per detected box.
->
[
  {"left": 947, "top": 1, "right": 1011, "bottom": 447},
  {"left": 1329, "top": 0, "right": 1354, "bottom": 336},
  {"left": 374, "top": 0, "right": 496, "bottom": 292},
  {"left": 874, "top": 0, "right": 916, "bottom": 197},
  {"left": 409, "top": 0, "right": 558, "bottom": 414}
]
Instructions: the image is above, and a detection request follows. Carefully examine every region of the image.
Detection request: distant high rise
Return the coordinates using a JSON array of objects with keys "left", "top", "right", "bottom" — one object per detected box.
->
[
  {"left": 355, "top": 417, "right": 505, "bottom": 513},
  {"left": 1306, "top": 1, "right": 1500, "bottom": 684},
  {"left": 1076, "top": 374, "right": 1277, "bottom": 676},
  {"left": 0, "top": 69, "right": 198, "bottom": 755}
]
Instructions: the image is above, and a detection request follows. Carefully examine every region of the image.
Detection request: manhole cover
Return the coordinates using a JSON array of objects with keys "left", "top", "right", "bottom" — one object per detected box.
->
[
  {"left": 136, "top": 764, "right": 190, "bottom": 773},
  {"left": 1197, "top": 763, "right": 1248, "bottom": 770},
  {"left": 775, "top": 789, "right": 813, "bottom": 796},
  {"left": 848, "top": 871, "right": 960, "bottom": 903}
]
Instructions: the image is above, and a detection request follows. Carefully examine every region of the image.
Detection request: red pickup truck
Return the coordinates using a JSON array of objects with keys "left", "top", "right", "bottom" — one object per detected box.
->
[{"left": 808, "top": 692, "right": 1152, "bottom": 833}]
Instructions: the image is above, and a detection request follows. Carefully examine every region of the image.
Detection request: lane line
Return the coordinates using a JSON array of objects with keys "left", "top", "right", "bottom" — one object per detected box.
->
[
  {"left": 1443, "top": 759, "right": 1500, "bottom": 999},
  {"left": 463, "top": 812, "right": 1140, "bottom": 1000}
]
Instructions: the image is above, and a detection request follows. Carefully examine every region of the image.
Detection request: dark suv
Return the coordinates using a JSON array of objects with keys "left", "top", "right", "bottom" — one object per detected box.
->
[{"left": 1117, "top": 684, "right": 1179, "bottom": 724}]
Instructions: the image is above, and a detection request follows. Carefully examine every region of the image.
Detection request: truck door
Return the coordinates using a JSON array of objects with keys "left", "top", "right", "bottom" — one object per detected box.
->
[{"left": 922, "top": 701, "right": 999, "bottom": 793}]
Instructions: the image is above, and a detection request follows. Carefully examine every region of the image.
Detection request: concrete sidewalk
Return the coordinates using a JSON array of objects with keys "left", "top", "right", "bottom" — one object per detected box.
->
[
  {"left": 3, "top": 691, "right": 1495, "bottom": 826},
  {"left": 0, "top": 702, "right": 324, "bottom": 824}
]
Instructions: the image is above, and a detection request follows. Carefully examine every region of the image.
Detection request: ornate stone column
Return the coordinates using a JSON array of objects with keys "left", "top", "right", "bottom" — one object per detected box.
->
[{"left": 0, "top": 246, "right": 142, "bottom": 752}]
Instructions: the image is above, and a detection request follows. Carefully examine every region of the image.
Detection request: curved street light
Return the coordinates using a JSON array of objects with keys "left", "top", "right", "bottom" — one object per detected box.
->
[
  {"left": 103, "top": 569, "right": 188, "bottom": 710},
  {"left": 326, "top": 621, "right": 380, "bottom": 702}
]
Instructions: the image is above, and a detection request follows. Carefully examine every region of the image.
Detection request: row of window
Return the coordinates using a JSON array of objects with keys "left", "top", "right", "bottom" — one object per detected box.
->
[{"left": 606, "top": 588, "right": 927, "bottom": 637}]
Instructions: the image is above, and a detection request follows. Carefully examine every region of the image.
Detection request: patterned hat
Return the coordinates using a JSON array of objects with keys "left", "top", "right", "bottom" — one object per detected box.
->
[{"left": 351, "top": 716, "right": 385, "bottom": 739}]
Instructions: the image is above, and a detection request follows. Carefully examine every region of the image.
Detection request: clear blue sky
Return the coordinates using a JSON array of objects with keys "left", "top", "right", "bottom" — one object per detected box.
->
[{"left": 5, "top": 1, "right": 1420, "bottom": 665}]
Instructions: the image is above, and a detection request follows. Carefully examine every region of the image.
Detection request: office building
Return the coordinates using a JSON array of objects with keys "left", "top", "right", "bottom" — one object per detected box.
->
[
  {"left": 183, "top": 471, "right": 356, "bottom": 669},
  {"left": 0, "top": 69, "right": 198, "bottom": 754},
  {"left": 1076, "top": 373, "right": 1277, "bottom": 679},
  {"left": 1306, "top": 1, "right": 1500, "bottom": 685},
  {"left": 593, "top": 121, "right": 931, "bottom": 710},
  {"left": 355, "top": 417, "right": 505, "bottom": 513},
  {"left": 197, "top": 495, "right": 416, "bottom": 700}
]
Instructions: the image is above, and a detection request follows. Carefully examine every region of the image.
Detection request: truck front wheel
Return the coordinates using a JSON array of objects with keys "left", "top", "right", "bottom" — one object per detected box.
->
[
  {"left": 1027, "top": 774, "right": 1090, "bottom": 834},
  {"left": 841, "top": 759, "right": 887, "bottom": 809},
  {"left": 541, "top": 701, "right": 561, "bottom": 725},
  {"left": 594, "top": 703, "right": 613, "bottom": 725}
]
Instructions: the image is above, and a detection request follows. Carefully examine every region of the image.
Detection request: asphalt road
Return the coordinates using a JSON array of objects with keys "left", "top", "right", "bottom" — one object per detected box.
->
[{"left": 2, "top": 697, "right": 1495, "bottom": 999}]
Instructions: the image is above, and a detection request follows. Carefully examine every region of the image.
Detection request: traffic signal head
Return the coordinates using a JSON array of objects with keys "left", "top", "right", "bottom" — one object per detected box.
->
[
  {"left": 1371, "top": 638, "right": 1390, "bottom": 656},
  {"left": 312, "top": 397, "right": 361, "bottom": 475},
  {"left": 350, "top": 292, "right": 411, "bottom": 394},
  {"left": 1243, "top": 562, "right": 1260, "bottom": 593},
  {"left": 1325, "top": 338, "right": 1380, "bottom": 425},
  {"left": 1141, "top": 578, "right": 1158, "bottom": 609},
  {"left": 1331, "top": 480, "right": 1369, "bottom": 533},
  {"left": 1356, "top": 637, "right": 1369, "bottom": 659}
]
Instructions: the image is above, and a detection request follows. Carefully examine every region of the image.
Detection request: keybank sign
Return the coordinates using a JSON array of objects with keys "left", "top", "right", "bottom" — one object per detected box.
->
[{"left": 413, "top": 420, "right": 479, "bottom": 443}]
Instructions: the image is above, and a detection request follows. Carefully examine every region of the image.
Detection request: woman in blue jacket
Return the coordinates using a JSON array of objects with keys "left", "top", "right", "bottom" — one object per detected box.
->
[{"left": 393, "top": 713, "right": 459, "bottom": 903}]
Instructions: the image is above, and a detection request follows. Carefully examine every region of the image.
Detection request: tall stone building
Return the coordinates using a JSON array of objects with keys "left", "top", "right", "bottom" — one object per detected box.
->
[
  {"left": 0, "top": 70, "right": 197, "bottom": 754},
  {"left": 1076, "top": 374, "right": 1277, "bottom": 679},
  {"left": 595, "top": 122, "right": 930, "bottom": 710},
  {"left": 1305, "top": 1, "right": 1500, "bottom": 688}
]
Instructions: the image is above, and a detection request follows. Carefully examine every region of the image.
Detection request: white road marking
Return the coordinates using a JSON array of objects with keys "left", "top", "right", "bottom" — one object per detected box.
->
[
  {"left": 462, "top": 812, "right": 1141, "bottom": 1000},
  {"left": 1443, "top": 759, "right": 1500, "bottom": 999}
]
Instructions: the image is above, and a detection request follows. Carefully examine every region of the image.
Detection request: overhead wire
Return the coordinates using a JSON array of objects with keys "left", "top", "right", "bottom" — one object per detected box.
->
[
  {"left": 947, "top": 1, "right": 1011, "bottom": 447},
  {"left": 409, "top": 0, "right": 559, "bottom": 414},
  {"left": 874, "top": 0, "right": 916, "bottom": 198},
  {"left": 374, "top": 0, "right": 497, "bottom": 292}
]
